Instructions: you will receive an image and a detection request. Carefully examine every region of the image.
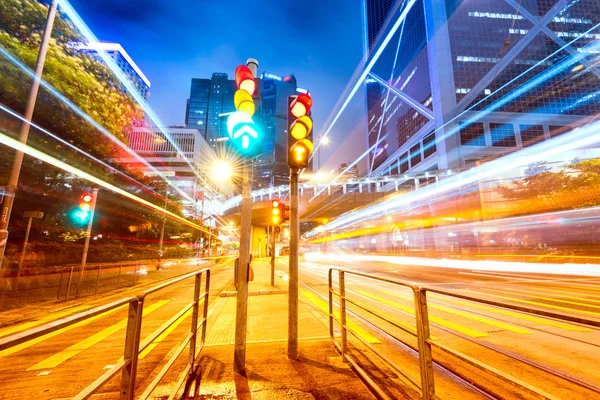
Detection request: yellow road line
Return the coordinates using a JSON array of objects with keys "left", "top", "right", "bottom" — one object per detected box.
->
[
  {"left": 27, "top": 300, "right": 170, "bottom": 371},
  {"left": 381, "top": 290, "right": 531, "bottom": 334},
  {"left": 555, "top": 285, "right": 600, "bottom": 296},
  {"left": 138, "top": 308, "right": 193, "bottom": 360},
  {"left": 0, "top": 306, "right": 127, "bottom": 359},
  {"left": 463, "top": 290, "right": 600, "bottom": 318},
  {"left": 0, "top": 305, "right": 91, "bottom": 339},
  {"left": 432, "top": 296, "right": 590, "bottom": 332},
  {"left": 355, "top": 290, "right": 488, "bottom": 338},
  {"left": 518, "top": 285, "right": 600, "bottom": 300},
  {"left": 484, "top": 288, "right": 600, "bottom": 311},
  {"left": 300, "top": 291, "right": 381, "bottom": 344}
]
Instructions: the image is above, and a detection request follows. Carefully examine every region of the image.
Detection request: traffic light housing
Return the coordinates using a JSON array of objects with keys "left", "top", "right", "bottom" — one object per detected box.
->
[
  {"left": 227, "top": 64, "right": 262, "bottom": 157},
  {"left": 74, "top": 192, "right": 93, "bottom": 223},
  {"left": 271, "top": 199, "right": 283, "bottom": 225},
  {"left": 287, "top": 94, "right": 313, "bottom": 169}
]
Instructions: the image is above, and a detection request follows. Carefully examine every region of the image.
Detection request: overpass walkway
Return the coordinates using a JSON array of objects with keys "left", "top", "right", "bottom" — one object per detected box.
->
[{"left": 160, "top": 259, "right": 376, "bottom": 399}]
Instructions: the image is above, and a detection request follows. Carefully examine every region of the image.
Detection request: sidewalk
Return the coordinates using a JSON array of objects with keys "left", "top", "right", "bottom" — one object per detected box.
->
[{"left": 178, "top": 258, "right": 376, "bottom": 399}]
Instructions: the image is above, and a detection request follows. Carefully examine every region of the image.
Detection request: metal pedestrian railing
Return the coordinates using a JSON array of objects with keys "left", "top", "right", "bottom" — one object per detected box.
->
[
  {"left": 0, "top": 268, "right": 211, "bottom": 400},
  {"left": 328, "top": 267, "right": 600, "bottom": 400},
  {"left": 328, "top": 268, "right": 435, "bottom": 400},
  {"left": 57, "top": 262, "right": 142, "bottom": 301}
]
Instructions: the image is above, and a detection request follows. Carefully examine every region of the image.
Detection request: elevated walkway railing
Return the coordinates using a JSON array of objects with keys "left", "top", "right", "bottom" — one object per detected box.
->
[
  {"left": 0, "top": 268, "right": 211, "bottom": 400},
  {"left": 328, "top": 267, "right": 600, "bottom": 400}
]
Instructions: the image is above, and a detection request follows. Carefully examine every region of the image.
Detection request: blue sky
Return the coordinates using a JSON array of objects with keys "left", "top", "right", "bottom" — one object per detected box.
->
[{"left": 68, "top": 0, "right": 364, "bottom": 153}]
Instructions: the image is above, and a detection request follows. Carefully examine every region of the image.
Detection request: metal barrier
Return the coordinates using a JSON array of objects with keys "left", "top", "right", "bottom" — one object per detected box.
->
[
  {"left": 0, "top": 268, "right": 211, "bottom": 400},
  {"left": 328, "top": 267, "right": 600, "bottom": 400},
  {"left": 328, "top": 268, "right": 434, "bottom": 400},
  {"left": 57, "top": 262, "right": 142, "bottom": 301}
]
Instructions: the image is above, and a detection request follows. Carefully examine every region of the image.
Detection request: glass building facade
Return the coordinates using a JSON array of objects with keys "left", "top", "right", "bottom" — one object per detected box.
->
[
  {"left": 363, "top": 0, "right": 600, "bottom": 176},
  {"left": 186, "top": 73, "right": 237, "bottom": 147}
]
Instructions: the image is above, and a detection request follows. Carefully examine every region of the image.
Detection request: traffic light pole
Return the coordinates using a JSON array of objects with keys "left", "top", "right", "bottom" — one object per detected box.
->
[
  {"left": 270, "top": 224, "right": 276, "bottom": 286},
  {"left": 288, "top": 168, "right": 299, "bottom": 359},
  {"left": 0, "top": 0, "right": 59, "bottom": 272},
  {"left": 234, "top": 162, "right": 252, "bottom": 373},
  {"left": 77, "top": 188, "right": 98, "bottom": 297}
]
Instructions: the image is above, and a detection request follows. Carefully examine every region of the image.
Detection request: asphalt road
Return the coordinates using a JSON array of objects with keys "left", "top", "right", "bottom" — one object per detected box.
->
[
  {"left": 0, "top": 260, "right": 235, "bottom": 400},
  {"left": 1, "top": 254, "right": 600, "bottom": 399},
  {"left": 283, "top": 254, "right": 600, "bottom": 400}
]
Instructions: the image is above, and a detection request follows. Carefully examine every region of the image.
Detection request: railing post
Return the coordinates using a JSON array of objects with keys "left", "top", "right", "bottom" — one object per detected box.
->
[
  {"left": 414, "top": 289, "right": 435, "bottom": 400},
  {"left": 94, "top": 265, "right": 101, "bottom": 294},
  {"left": 201, "top": 270, "right": 211, "bottom": 346},
  {"left": 328, "top": 269, "right": 334, "bottom": 342},
  {"left": 188, "top": 274, "right": 201, "bottom": 377},
  {"left": 65, "top": 266, "right": 75, "bottom": 301},
  {"left": 120, "top": 297, "right": 144, "bottom": 400},
  {"left": 117, "top": 263, "right": 122, "bottom": 288},
  {"left": 339, "top": 270, "right": 347, "bottom": 362}
]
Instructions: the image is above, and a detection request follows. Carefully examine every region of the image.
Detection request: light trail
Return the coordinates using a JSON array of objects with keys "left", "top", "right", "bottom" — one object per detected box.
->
[
  {"left": 57, "top": 0, "right": 222, "bottom": 200},
  {"left": 0, "top": 131, "right": 212, "bottom": 235},
  {"left": 303, "top": 252, "right": 600, "bottom": 277},
  {"left": 0, "top": 103, "right": 171, "bottom": 204},
  {"left": 0, "top": 44, "right": 195, "bottom": 205},
  {"left": 306, "top": 115, "right": 600, "bottom": 236}
]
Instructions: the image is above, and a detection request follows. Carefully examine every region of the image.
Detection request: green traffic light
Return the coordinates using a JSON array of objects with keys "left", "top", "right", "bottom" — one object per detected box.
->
[
  {"left": 73, "top": 209, "right": 90, "bottom": 223},
  {"left": 227, "top": 111, "right": 262, "bottom": 157}
]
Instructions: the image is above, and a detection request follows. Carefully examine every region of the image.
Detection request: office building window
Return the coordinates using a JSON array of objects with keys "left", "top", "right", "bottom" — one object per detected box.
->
[
  {"left": 489, "top": 123, "right": 516, "bottom": 147},
  {"left": 423, "top": 132, "right": 436, "bottom": 158},
  {"left": 410, "top": 144, "right": 421, "bottom": 167},
  {"left": 548, "top": 125, "right": 571, "bottom": 138},
  {"left": 520, "top": 124, "right": 545, "bottom": 147},
  {"left": 399, "top": 152, "right": 409, "bottom": 174},
  {"left": 460, "top": 123, "right": 486, "bottom": 146}
]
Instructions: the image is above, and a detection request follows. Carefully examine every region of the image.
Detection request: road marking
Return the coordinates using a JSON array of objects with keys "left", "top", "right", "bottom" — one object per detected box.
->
[
  {"left": 0, "top": 306, "right": 126, "bottom": 358},
  {"left": 36, "top": 371, "right": 51, "bottom": 376},
  {"left": 0, "top": 305, "right": 90, "bottom": 339},
  {"left": 483, "top": 288, "right": 600, "bottom": 311},
  {"left": 138, "top": 308, "right": 193, "bottom": 360},
  {"left": 355, "top": 290, "right": 489, "bottom": 338},
  {"left": 462, "top": 290, "right": 600, "bottom": 317},
  {"left": 300, "top": 290, "right": 382, "bottom": 344},
  {"left": 27, "top": 300, "right": 170, "bottom": 371},
  {"left": 431, "top": 296, "right": 591, "bottom": 332},
  {"left": 381, "top": 290, "right": 531, "bottom": 334},
  {"left": 103, "top": 365, "right": 114, "bottom": 370}
]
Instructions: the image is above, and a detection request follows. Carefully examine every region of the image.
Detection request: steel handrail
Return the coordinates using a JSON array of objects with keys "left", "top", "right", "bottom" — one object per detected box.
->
[
  {"left": 328, "top": 268, "right": 434, "bottom": 400},
  {"left": 0, "top": 267, "right": 211, "bottom": 400},
  {"left": 328, "top": 267, "right": 600, "bottom": 400}
]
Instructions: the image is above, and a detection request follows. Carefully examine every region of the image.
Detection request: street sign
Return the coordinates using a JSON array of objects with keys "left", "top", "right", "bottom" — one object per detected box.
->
[{"left": 23, "top": 211, "right": 44, "bottom": 219}]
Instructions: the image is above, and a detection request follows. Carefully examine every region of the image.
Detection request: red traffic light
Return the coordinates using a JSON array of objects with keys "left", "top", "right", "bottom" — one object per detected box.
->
[
  {"left": 235, "top": 65, "right": 256, "bottom": 95},
  {"left": 272, "top": 200, "right": 280, "bottom": 208},
  {"left": 290, "top": 93, "right": 312, "bottom": 118},
  {"left": 80, "top": 193, "right": 93, "bottom": 203}
]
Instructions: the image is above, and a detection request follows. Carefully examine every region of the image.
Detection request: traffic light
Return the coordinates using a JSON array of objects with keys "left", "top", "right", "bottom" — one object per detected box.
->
[
  {"left": 227, "top": 64, "right": 262, "bottom": 157},
  {"left": 271, "top": 199, "right": 282, "bottom": 225},
  {"left": 75, "top": 192, "right": 93, "bottom": 223},
  {"left": 287, "top": 94, "right": 313, "bottom": 169}
]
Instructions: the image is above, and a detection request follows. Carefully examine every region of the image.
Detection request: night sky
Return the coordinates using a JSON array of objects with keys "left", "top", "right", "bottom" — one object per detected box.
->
[{"left": 67, "top": 0, "right": 364, "bottom": 169}]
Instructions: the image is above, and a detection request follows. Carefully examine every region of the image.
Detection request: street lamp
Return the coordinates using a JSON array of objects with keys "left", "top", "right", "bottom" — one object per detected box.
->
[{"left": 317, "top": 135, "right": 330, "bottom": 171}]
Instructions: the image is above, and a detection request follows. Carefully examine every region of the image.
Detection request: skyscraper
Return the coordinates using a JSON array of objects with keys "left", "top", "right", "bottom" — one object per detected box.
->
[
  {"left": 362, "top": 0, "right": 600, "bottom": 177},
  {"left": 185, "top": 73, "right": 237, "bottom": 147}
]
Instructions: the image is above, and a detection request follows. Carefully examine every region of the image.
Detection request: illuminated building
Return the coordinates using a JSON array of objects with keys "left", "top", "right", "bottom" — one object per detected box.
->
[
  {"left": 185, "top": 73, "right": 237, "bottom": 147},
  {"left": 363, "top": 0, "right": 600, "bottom": 177},
  {"left": 73, "top": 42, "right": 151, "bottom": 99},
  {"left": 116, "top": 126, "right": 218, "bottom": 216}
]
